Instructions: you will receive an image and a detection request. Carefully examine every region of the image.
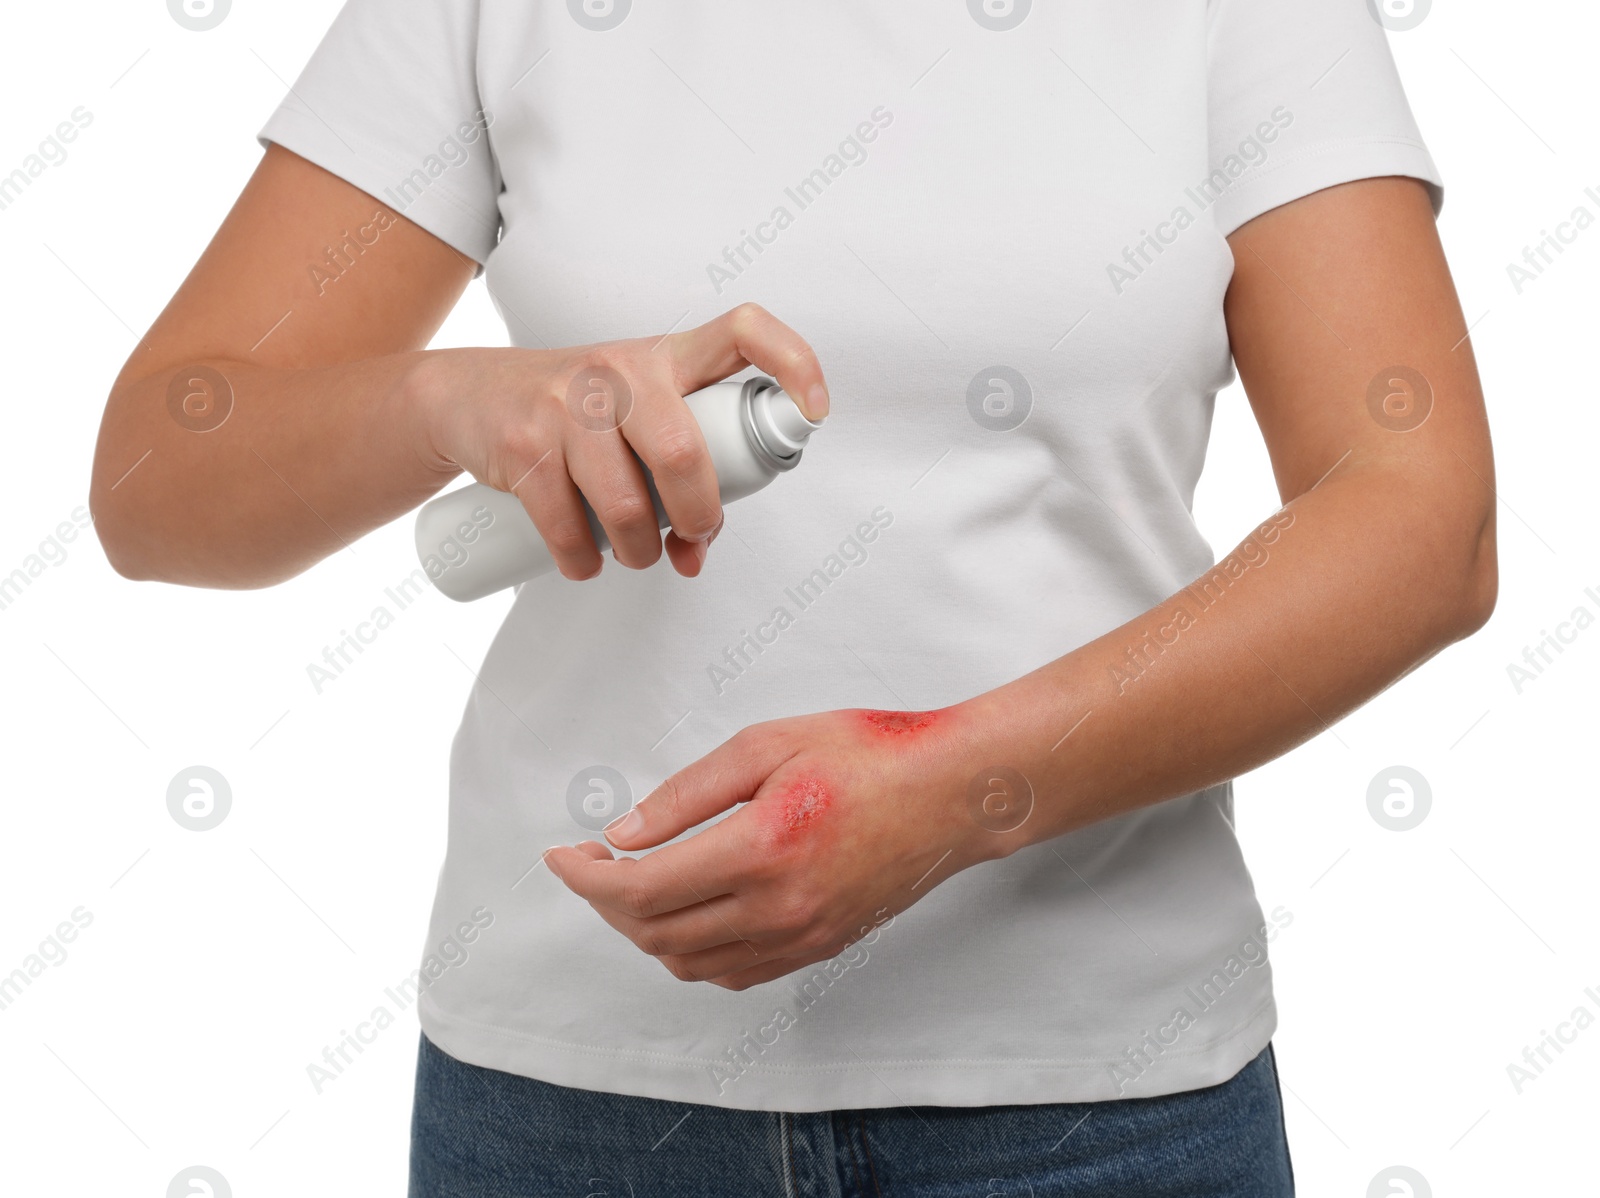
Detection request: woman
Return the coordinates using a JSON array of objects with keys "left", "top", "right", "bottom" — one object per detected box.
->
[{"left": 90, "top": 1, "right": 1496, "bottom": 1193}]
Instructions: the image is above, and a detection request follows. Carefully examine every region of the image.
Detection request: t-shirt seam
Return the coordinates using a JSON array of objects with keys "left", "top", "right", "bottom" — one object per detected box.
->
[
  {"left": 420, "top": 990, "right": 1276, "bottom": 1075},
  {"left": 261, "top": 104, "right": 500, "bottom": 255},
  {"left": 1215, "top": 133, "right": 1436, "bottom": 209}
]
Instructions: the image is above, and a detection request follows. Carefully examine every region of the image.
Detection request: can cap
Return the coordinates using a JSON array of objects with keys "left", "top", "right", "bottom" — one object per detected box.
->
[{"left": 746, "top": 382, "right": 823, "bottom": 468}]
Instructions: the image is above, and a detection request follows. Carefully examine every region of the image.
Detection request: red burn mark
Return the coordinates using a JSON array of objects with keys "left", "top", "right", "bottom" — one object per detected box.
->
[
  {"left": 860, "top": 709, "right": 937, "bottom": 737},
  {"left": 776, "top": 775, "right": 831, "bottom": 835}
]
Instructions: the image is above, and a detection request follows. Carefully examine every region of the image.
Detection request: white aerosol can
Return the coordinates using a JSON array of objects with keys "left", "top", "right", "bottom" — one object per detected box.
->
[{"left": 414, "top": 376, "right": 823, "bottom": 602}]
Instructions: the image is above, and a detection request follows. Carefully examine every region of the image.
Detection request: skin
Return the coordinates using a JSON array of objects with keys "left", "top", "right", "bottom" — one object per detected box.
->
[
  {"left": 89, "top": 145, "right": 830, "bottom": 588},
  {"left": 92, "top": 151, "right": 1497, "bottom": 992},
  {"left": 549, "top": 176, "right": 1498, "bottom": 990}
]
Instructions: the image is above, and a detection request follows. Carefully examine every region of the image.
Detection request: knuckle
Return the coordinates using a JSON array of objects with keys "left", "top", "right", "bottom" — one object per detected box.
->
[
  {"left": 651, "top": 779, "right": 686, "bottom": 825},
  {"left": 649, "top": 422, "right": 706, "bottom": 478},
  {"left": 663, "top": 956, "right": 699, "bottom": 982},
  {"left": 730, "top": 301, "right": 769, "bottom": 335},
  {"left": 750, "top": 818, "right": 806, "bottom": 871},
  {"left": 564, "top": 347, "right": 638, "bottom": 428},
  {"left": 728, "top": 724, "right": 767, "bottom": 756},
  {"left": 633, "top": 925, "right": 670, "bottom": 958},
  {"left": 781, "top": 341, "right": 817, "bottom": 374},
  {"left": 729, "top": 729, "right": 771, "bottom": 777},
  {"left": 579, "top": 341, "right": 633, "bottom": 376},
  {"left": 772, "top": 892, "right": 817, "bottom": 937},
  {"left": 500, "top": 424, "right": 544, "bottom": 464},
  {"left": 783, "top": 918, "right": 822, "bottom": 954},
  {"left": 593, "top": 489, "right": 654, "bottom": 531},
  {"left": 619, "top": 875, "right": 659, "bottom": 919},
  {"left": 541, "top": 514, "right": 594, "bottom": 557},
  {"left": 745, "top": 814, "right": 787, "bottom": 862},
  {"left": 496, "top": 433, "right": 551, "bottom": 489},
  {"left": 796, "top": 924, "right": 837, "bottom": 955}
]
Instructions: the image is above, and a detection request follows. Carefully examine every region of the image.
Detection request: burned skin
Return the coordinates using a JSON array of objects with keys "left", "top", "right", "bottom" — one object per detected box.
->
[
  {"left": 858, "top": 708, "right": 939, "bottom": 736},
  {"left": 770, "top": 775, "right": 833, "bottom": 840},
  {"left": 759, "top": 709, "right": 954, "bottom": 845}
]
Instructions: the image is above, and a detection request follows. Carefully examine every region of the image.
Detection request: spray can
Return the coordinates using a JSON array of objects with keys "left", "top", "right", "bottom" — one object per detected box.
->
[{"left": 415, "top": 376, "right": 823, "bottom": 602}]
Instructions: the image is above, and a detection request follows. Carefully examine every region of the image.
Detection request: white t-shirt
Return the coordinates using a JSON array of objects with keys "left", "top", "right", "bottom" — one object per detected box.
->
[{"left": 261, "top": 0, "right": 1441, "bottom": 1112}]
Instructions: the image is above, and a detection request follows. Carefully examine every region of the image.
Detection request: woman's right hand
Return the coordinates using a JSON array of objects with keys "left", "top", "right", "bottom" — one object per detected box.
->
[
  {"left": 93, "top": 148, "right": 830, "bottom": 592},
  {"left": 411, "top": 304, "right": 830, "bottom": 581}
]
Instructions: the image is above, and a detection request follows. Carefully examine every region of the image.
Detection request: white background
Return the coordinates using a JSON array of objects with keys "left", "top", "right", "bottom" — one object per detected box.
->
[{"left": 1, "top": 1, "right": 1595, "bottom": 1195}]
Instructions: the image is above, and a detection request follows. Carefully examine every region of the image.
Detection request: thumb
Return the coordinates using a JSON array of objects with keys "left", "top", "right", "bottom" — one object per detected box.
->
[
  {"left": 663, "top": 304, "right": 830, "bottom": 421},
  {"left": 604, "top": 729, "right": 790, "bottom": 850}
]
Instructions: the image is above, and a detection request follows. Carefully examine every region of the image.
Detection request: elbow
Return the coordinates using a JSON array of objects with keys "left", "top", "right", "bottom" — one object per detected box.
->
[
  {"left": 88, "top": 482, "right": 159, "bottom": 583},
  {"left": 89, "top": 490, "right": 276, "bottom": 589},
  {"left": 90, "top": 477, "right": 303, "bottom": 590},
  {"left": 1456, "top": 552, "right": 1498, "bottom": 639},
  {"left": 90, "top": 391, "right": 165, "bottom": 583},
  {"left": 89, "top": 453, "right": 199, "bottom": 586},
  {"left": 100, "top": 541, "right": 160, "bottom": 585},
  {"left": 1446, "top": 503, "right": 1498, "bottom": 641},
  {"left": 89, "top": 420, "right": 236, "bottom": 587},
  {"left": 89, "top": 372, "right": 294, "bottom": 589}
]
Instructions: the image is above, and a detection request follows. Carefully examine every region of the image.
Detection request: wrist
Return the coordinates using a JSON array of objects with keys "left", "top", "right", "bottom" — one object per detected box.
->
[
  {"left": 944, "top": 676, "right": 1082, "bottom": 862},
  {"left": 931, "top": 693, "right": 1031, "bottom": 867},
  {"left": 394, "top": 348, "right": 467, "bottom": 476}
]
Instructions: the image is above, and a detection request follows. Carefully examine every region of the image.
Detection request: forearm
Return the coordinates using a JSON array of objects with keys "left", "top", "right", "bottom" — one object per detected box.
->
[
  {"left": 89, "top": 349, "right": 460, "bottom": 588},
  {"left": 957, "top": 463, "right": 1496, "bottom": 856},
  {"left": 564, "top": 179, "right": 1503, "bottom": 993}
]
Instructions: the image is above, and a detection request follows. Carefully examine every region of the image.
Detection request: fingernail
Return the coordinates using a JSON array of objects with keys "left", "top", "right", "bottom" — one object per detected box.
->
[
  {"left": 806, "top": 382, "right": 830, "bottom": 420},
  {"left": 604, "top": 809, "right": 644, "bottom": 841},
  {"left": 542, "top": 845, "right": 564, "bottom": 874},
  {"left": 690, "top": 540, "right": 709, "bottom": 570}
]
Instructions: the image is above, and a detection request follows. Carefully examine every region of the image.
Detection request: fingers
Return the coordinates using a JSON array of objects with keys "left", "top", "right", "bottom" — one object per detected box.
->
[
  {"left": 707, "top": 947, "right": 838, "bottom": 991},
  {"left": 509, "top": 436, "right": 605, "bottom": 580},
  {"left": 661, "top": 514, "right": 723, "bottom": 577},
  {"left": 663, "top": 302, "right": 830, "bottom": 421},
  {"left": 553, "top": 731, "right": 793, "bottom": 917},
  {"left": 563, "top": 417, "right": 666, "bottom": 571},
  {"left": 617, "top": 301, "right": 833, "bottom": 554},
  {"left": 586, "top": 891, "right": 762, "bottom": 962},
  {"left": 615, "top": 373, "right": 723, "bottom": 550},
  {"left": 550, "top": 830, "right": 745, "bottom": 920},
  {"left": 562, "top": 859, "right": 857, "bottom": 988},
  {"left": 546, "top": 348, "right": 723, "bottom": 574},
  {"left": 604, "top": 725, "right": 791, "bottom": 851},
  {"left": 549, "top": 834, "right": 777, "bottom": 971},
  {"left": 508, "top": 307, "right": 824, "bottom": 581},
  {"left": 541, "top": 837, "right": 613, "bottom": 877}
]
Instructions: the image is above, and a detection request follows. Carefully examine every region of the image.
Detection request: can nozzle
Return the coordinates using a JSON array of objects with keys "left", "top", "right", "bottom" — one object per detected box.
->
[{"left": 749, "top": 384, "right": 823, "bottom": 463}]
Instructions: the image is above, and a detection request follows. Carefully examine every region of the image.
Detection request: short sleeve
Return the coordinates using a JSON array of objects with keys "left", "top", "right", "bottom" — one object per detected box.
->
[
  {"left": 1205, "top": 0, "right": 1443, "bottom": 237},
  {"left": 257, "top": 0, "right": 502, "bottom": 269}
]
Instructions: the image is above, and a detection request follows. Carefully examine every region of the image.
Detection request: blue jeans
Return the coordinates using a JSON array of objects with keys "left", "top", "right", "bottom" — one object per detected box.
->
[{"left": 409, "top": 1031, "right": 1294, "bottom": 1196}]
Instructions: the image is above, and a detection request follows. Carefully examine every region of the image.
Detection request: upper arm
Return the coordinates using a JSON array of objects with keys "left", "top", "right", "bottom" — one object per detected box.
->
[
  {"left": 114, "top": 143, "right": 476, "bottom": 393},
  {"left": 1222, "top": 175, "right": 1494, "bottom": 511}
]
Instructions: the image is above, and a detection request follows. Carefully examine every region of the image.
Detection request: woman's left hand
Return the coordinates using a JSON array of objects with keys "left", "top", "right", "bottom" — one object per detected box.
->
[{"left": 543, "top": 705, "right": 1018, "bottom": 989}]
